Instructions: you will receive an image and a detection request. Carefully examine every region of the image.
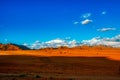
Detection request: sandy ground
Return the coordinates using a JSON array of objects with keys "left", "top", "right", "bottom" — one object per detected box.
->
[
  {"left": 0, "top": 48, "right": 120, "bottom": 80},
  {"left": 0, "top": 48, "right": 120, "bottom": 60}
]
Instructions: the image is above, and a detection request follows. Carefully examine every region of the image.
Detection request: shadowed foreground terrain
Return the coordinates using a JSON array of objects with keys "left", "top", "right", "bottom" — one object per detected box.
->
[
  {"left": 0, "top": 56, "right": 120, "bottom": 80},
  {"left": 0, "top": 47, "right": 120, "bottom": 80}
]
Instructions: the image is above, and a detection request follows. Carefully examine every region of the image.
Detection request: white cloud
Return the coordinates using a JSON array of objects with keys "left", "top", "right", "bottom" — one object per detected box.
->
[
  {"left": 45, "top": 38, "right": 80, "bottom": 48},
  {"left": 23, "top": 43, "right": 28, "bottom": 46},
  {"left": 68, "top": 40, "right": 78, "bottom": 47},
  {"left": 81, "top": 13, "right": 91, "bottom": 18},
  {"left": 4, "top": 39, "right": 9, "bottom": 43},
  {"left": 74, "top": 21, "right": 79, "bottom": 24},
  {"left": 23, "top": 35, "right": 120, "bottom": 49},
  {"left": 46, "top": 38, "right": 65, "bottom": 44},
  {"left": 97, "top": 28, "right": 116, "bottom": 32},
  {"left": 82, "top": 34, "right": 120, "bottom": 47},
  {"left": 73, "top": 13, "right": 92, "bottom": 25},
  {"left": 35, "top": 40, "right": 40, "bottom": 43},
  {"left": 24, "top": 38, "right": 81, "bottom": 49},
  {"left": 102, "top": 11, "right": 106, "bottom": 15},
  {"left": 81, "top": 19, "right": 93, "bottom": 25},
  {"left": 65, "top": 37, "right": 71, "bottom": 40},
  {"left": 5, "top": 39, "right": 8, "bottom": 42}
]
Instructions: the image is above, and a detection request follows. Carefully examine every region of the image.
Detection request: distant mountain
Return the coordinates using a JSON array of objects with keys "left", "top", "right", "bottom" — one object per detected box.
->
[
  {"left": 0, "top": 43, "right": 30, "bottom": 51},
  {"left": 0, "top": 43, "right": 114, "bottom": 51},
  {"left": 38, "top": 45, "right": 113, "bottom": 50},
  {"left": 12, "top": 43, "right": 31, "bottom": 50}
]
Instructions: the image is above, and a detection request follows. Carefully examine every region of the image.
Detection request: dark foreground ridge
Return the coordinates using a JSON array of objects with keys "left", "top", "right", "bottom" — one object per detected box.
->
[{"left": 0, "top": 55, "right": 120, "bottom": 80}]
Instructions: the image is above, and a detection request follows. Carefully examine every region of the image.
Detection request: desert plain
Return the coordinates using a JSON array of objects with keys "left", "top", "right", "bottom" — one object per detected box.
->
[{"left": 0, "top": 46, "right": 120, "bottom": 80}]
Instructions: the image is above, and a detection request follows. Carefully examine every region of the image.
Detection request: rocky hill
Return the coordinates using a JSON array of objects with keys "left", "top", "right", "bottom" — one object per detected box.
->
[{"left": 0, "top": 43, "right": 30, "bottom": 51}]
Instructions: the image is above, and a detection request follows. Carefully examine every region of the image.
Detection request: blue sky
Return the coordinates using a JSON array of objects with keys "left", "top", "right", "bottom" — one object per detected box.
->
[{"left": 0, "top": 0, "right": 120, "bottom": 45}]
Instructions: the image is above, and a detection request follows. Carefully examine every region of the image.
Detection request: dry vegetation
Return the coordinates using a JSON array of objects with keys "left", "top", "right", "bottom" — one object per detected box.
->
[{"left": 0, "top": 46, "right": 120, "bottom": 80}]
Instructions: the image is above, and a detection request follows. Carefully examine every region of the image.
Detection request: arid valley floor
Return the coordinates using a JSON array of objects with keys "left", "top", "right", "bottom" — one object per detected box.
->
[{"left": 0, "top": 47, "right": 120, "bottom": 80}]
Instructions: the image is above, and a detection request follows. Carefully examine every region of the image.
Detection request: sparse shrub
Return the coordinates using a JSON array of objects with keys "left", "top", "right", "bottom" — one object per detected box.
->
[
  {"left": 69, "top": 78, "right": 75, "bottom": 80},
  {"left": 12, "top": 78, "right": 16, "bottom": 80},
  {"left": 64, "top": 52, "right": 66, "bottom": 54},
  {"left": 35, "top": 75, "right": 41, "bottom": 78},
  {"left": 50, "top": 77, "right": 53, "bottom": 80},
  {"left": 19, "top": 74, "right": 26, "bottom": 77},
  {"left": 60, "top": 52, "right": 62, "bottom": 54}
]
